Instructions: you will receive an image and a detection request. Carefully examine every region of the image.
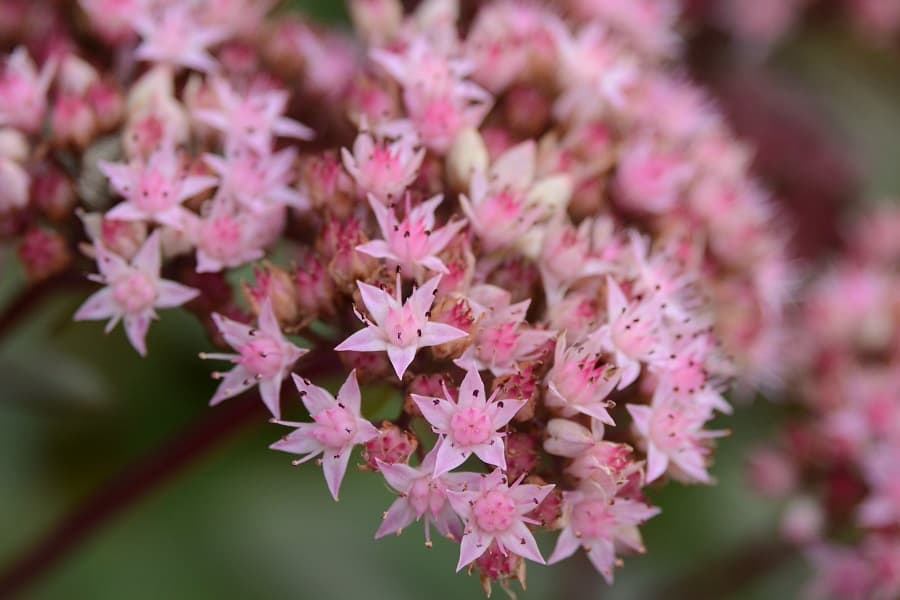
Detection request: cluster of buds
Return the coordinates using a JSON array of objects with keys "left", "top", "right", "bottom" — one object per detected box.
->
[
  {"left": 0, "top": 0, "right": 792, "bottom": 593},
  {"left": 686, "top": 0, "right": 900, "bottom": 48},
  {"left": 747, "top": 206, "right": 900, "bottom": 600}
]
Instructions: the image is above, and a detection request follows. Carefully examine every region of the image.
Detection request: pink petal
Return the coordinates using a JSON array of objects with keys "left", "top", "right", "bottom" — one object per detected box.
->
[
  {"left": 291, "top": 374, "right": 335, "bottom": 415},
  {"left": 456, "top": 529, "right": 490, "bottom": 571},
  {"left": 355, "top": 240, "right": 395, "bottom": 261},
  {"left": 105, "top": 202, "right": 148, "bottom": 222},
  {"left": 499, "top": 520, "right": 545, "bottom": 564},
  {"left": 156, "top": 280, "right": 199, "bottom": 308},
  {"left": 509, "top": 483, "right": 554, "bottom": 509},
  {"left": 211, "top": 313, "right": 254, "bottom": 349},
  {"left": 377, "top": 461, "right": 420, "bottom": 493},
  {"left": 626, "top": 404, "right": 652, "bottom": 435},
  {"left": 488, "top": 397, "right": 526, "bottom": 429},
  {"left": 412, "top": 394, "right": 453, "bottom": 431},
  {"left": 269, "top": 424, "right": 320, "bottom": 455},
  {"left": 366, "top": 194, "right": 394, "bottom": 238},
  {"left": 74, "top": 288, "right": 119, "bottom": 321},
  {"left": 408, "top": 275, "right": 441, "bottom": 318},
  {"left": 375, "top": 498, "right": 417, "bottom": 539},
  {"left": 322, "top": 447, "right": 353, "bottom": 501},
  {"left": 606, "top": 276, "right": 628, "bottom": 321},
  {"left": 419, "top": 322, "right": 467, "bottom": 347},
  {"left": 386, "top": 344, "right": 417, "bottom": 379},
  {"left": 576, "top": 403, "right": 616, "bottom": 427},
  {"left": 645, "top": 443, "right": 669, "bottom": 483},
  {"left": 587, "top": 540, "right": 617, "bottom": 583},
  {"left": 417, "top": 255, "right": 449, "bottom": 274},
  {"left": 355, "top": 281, "right": 393, "bottom": 325},
  {"left": 472, "top": 438, "right": 507, "bottom": 471},
  {"left": 210, "top": 365, "right": 255, "bottom": 406},
  {"left": 457, "top": 367, "right": 485, "bottom": 410},
  {"left": 124, "top": 311, "right": 152, "bottom": 356},
  {"left": 434, "top": 438, "right": 470, "bottom": 477},
  {"left": 258, "top": 376, "right": 282, "bottom": 419},
  {"left": 256, "top": 299, "right": 281, "bottom": 338},
  {"left": 335, "top": 327, "right": 387, "bottom": 353},
  {"left": 131, "top": 231, "right": 162, "bottom": 275},
  {"left": 548, "top": 527, "right": 580, "bottom": 564},
  {"left": 336, "top": 369, "right": 362, "bottom": 413}
]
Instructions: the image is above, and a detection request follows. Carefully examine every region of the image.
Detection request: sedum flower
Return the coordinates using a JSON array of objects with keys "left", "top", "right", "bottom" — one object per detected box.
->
[
  {"left": 544, "top": 332, "right": 620, "bottom": 425},
  {"left": 548, "top": 480, "right": 660, "bottom": 582},
  {"left": 336, "top": 274, "right": 467, "bottom": 379},
  {"left": 375, "top": 442, "right": 478, "bottom": 544},
  {"left": 132, "top": 3, "right": 229, "bottom": 73},
  {"left": 202, "top": 299, "right": 308, "bottom": 418},
  {"left": 413, "top": 366, "right": 525, "bottom": 476},
  {"left": 447, "top": 470, "right": 554, "bottom": 571},
  {"left": 270, "top": 370, "right": 378, "bottom": 500},
  {"left": 356, "top": 194, "right": 465, "bottom": 278},
  {"left": 0, "top": 47, "right": 55, "bottom": 134},
  {"left": 74, "top": 231, "right": 199, "bottom": 356},
  {"left": 204, "top": 146, "right": 306, "bottom": 213},
  {"left": 341, "top": 121, "right": 425, "bottom": 201}
]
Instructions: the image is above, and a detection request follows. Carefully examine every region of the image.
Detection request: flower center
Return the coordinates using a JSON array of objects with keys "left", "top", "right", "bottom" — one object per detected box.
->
[
  {"left": 311, "top": 406, "right": 357, "bottom": 449},
  {"left": 112, "top": 271, "right": 157, "bottom": 313},
  {"left": 571, "top": 499, "right": 613, "bottom": 539},
  {"left": 238, "top": 337, "right": 283, "bottom": 377},
  {"left": 409, "top": 476, "right": 446, "bottom": 517},
  {"left": 201, "top": 216, "right": 243, "bottom": 259},
  {"left": 449, "top": 406, "right": 493, "bottom": 446},
  {"left": 136, "top": 169, "right": 177, "bottom": 213},
  {"left": 473, "top": 490, "right": 517, "bottom": 533}
]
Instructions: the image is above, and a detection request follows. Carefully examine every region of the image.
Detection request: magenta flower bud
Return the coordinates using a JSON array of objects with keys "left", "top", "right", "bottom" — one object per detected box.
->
[
  {"left": 294, "top": 253, "right": 336, "bottom": 319},
  {"left": 361, "top": 421, "right": 418, "bottom": 471},
  {"left": 504, "top": 85, "right": 551, "bottom": 136},
  {"left": 99, "top": 218, "right": 147, "bottom": 262},
  {"left": 473, "top": 541, "right": 525, "bottom": 597},
  {"left": 51, "top": 93, "right": 97, "bottom": 149},
  {"left": 504, "top": 432, "right": 538, "bottom": 482},
  {"left": 31, "top": 163, "right": 75, "bottom": 221},
  {"left": 86, "top": 79, "right": 124, "bottom": 131},
  {"left": 18, "top": 227, "right": 71, "bottom": 282}
]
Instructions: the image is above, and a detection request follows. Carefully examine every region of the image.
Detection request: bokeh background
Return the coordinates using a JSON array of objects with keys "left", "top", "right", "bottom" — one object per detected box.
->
[{"left": 2, "top": 2, "right": 899, "bottom": 598}]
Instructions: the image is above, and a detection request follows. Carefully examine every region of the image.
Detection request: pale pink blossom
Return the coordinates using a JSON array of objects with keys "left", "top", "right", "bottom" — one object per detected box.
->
[
  {"left": 335, "top": 275, "right": 468, "bottom": 379},
  {"left": 413, "top": 366, "right": 525, "bottom": 476},
  {"left": 0, "top": 156, "right": 30, "bottom": 212},
  {"left": 447, "top": 470, "right": 554, "bottom": 571},
  {"left": 99, "top": 145, "right": 218, "bottom": 230},
  {"left": 548, "top": 480, "right": 659, "bottom": 582},
  {"left": 132, "top": 3, "right": 230, "bottom": 73},
  {"left": 74, "top": 231, "right": 199, "bottom": 356},
  {"left": 615, "top": 139, "right": 694, "bottom": 214},
  {"left": 270, "top": 370, "right": 378, "bottom": 500},
  {"left": 356, "top": 194, "right": 465, "bottom": 278},
  {"left": 202, "top": 299, "right": 308, "bottom": 418},
  {"left": 375, "top": 443, "right": 478, "bottom": 544},
  {"left": 194, "top": 78, "right": 314, "bottom": 154},
  {"left": 341, "top": 122, "right": 425, "bottom": 201},
  {"left": 204, "top": 146, "right": 306, "bottom": 212},
  {"left": 544, "top": 418, "right": 636, "bottom": 495},
  {"left": 545, "top": 332, "right": 619, "bottom": 425},
  {"left": 0, "top": 47, "right": 55, "bottom": 133},
  {"left": 190, "top": 198, "right": 269, "bottom": 273}
]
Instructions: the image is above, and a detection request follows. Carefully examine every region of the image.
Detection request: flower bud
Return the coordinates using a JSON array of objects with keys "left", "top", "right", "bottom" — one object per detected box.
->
[
  {"left": 0, "top": 128, "right": 29, "bottom": 162},
  {"left": 545, "top": 419, "right": 593, "bottom": 457},
  {"left": 446, "top": 128, "right": 488, "bottom": 192},
  {"left": 361, "top": 421, "right": 418, "bottom": 471},
  {"left": 505, "top": 432, "right": 539, "bottom": 481},
  {"left": 492, "top": 362, "right": 542, "bottom": 422},
  {"left": 31, "top": 163, "right": 76, "bottom": 221},
  {"left": 58, "top": 54, "right": 99, "bottom": 95},
  {"left": 0, "top": 157, "right": 30, "bottom": 213},
  {"left": 428, "top": 295, "right": 474, "bottom": 359},
  {"left": 242, "top": 262, "right": 301, "bottom": 327},
  {"left": 86, "top": 79, "right": 124, "bottom": 131},
  {"left": 51, "top": 93, "right": 97, "bottom": 149},
  {"left": 474, "top": 542, "right": 526, "bottom": 598},
  {"left": 18, "top": 227, "right": 71, "bottom": 282}
]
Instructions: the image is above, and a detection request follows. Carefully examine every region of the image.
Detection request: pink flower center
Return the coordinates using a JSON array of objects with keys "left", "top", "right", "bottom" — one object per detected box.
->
[
  {"left": 555, "top": 356, "right": 614, "bottom": 406},
  {"left": 449, "top": 406, "right": 493, "bottom": 446},
  {"left": 135, "top": 169, "right": 178, "bottom": 213},
  {"left": 112, "top": 271, "right": 157, "bottom": 313},
  {"left": 311, "top": 406, "right": 357, "bottom": 449},
  {"left": 477, "top": 322, "right": 520, "bottom": 366},
  {"left": 388, "top": 216, "right": 430, "bottom": 261},
  {"left": 414, "top": 96, "right": 460, "bottom": 142},
  {"left": 669, "top": 360, "right": 706, "bottom": 393},
  {"left": 383, "top": 305, "right": 420, "bottom": 347},
  {"left": 238, "top": 337, "right": 283, "bottom": 377},
  {"left": 201, "top": 216, "right": 243, "bottom": 260},
  {"left": 473, "top": 489, "right": 517, "bottom": 533},
  {"left": 611, "top": 310, "right": 656, "bottom": 358},
  {"left": 571, "top": 499, "right": 613, "bottom": 539},
  {"left": 409, "top": 476, "right": 447, "bottom": 517}
]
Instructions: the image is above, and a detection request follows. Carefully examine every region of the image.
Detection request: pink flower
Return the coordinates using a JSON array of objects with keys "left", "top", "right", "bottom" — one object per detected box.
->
[
  {"left": 545, "top": 333, "right": 620, "bottom": 425},
  {"left": 544, "top": 418, "right": 636, "bottom": 494},
  {"left": 204, "top": 146, "right": 306, "bottom": 213},
  {"left": 202, "top": 299, "right": 308, "bottom": 418},
  {"left": 74, "top": 231, "right": 199, "bottom": 356},
  {"left": 270, "top": 370, "right": 378, "bottom": 500},
  {"left": 132, "top": 3, "right": 230, "bottom": 72},
  {"left": 538, "top": 217, "right": 616, "bottom": 303},
  {"left": 627, "top": 390, "right": 725, "bottom": 483},
  {"left": 372, "top": 38, "right": 492, "bottom": 152},
  {"left": 335, "top": 275, "right": 467, "bottom": 379},
  {"left": 375, "top": 443, "right": 478, "bottom": 544},
  {"left": 447, "top": 470, "right": 554, "bottom": 571},
  {"left": 79, "top": 0, "right": 138, "bottom": 43},
  {"left": 190, "top": 198, "right": 271, "bottom": 273},
  {"left": 341, "top": 122, "right": 425, "bottom": 201},
  {"left": 548, "top": 480, "right": 659, "bottom": 582},
  {"left": 413, "top": 367, "right": 525, "bottom": 476},
  {"left": 356, "top": 194, "right": 465, "bottom": 278},
  {"left": 615, "top": 139, "right": 693, "bottom": 214},
  {"left": 194, "top": 78, "right": 313, "bottom": 154},
  {"left": 0, "top": 47, "right": 55, "bottom": 133},
  {"left": 99, "top": 145, "right": 218, "bottom": 229}
]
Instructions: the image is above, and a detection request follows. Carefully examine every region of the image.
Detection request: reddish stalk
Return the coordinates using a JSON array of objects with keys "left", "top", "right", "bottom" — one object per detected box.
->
[{"left": 0, "top": 349, "right": 341, "bottom": 598}]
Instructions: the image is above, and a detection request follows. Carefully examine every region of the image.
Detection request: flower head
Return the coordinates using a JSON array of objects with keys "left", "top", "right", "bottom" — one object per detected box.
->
[
  {"left": 132, "top": 3, "right": 230, "bottom": 72},
  {"left": 202, "top": 299, "right": 308, "bottom": 418},
  {"left": 341, "top": 121, "right": 425, "bottom": 201},
  {"left": 74, "top": 231, "right": 199, "bottom": 356},
  {"left": 270, "top": 370, "right": 378, "bottom": 500},
  {"left": 413, "top": 366, "right": 525, "bottom": 476},
  {"left": 335, "top": 274, "right": 467, "bottom": 379},
  {"left": 545, "top": 332, "right": 620, "bottom": 425}
]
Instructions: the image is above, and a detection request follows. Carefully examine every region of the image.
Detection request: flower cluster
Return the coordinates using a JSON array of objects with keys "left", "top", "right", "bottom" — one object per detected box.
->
[
  {"left": 0, "top": 0, "right": 791, "bottom": 594},
  {"left": 746, "top": 206, "right": 900, "bottom": 600}
]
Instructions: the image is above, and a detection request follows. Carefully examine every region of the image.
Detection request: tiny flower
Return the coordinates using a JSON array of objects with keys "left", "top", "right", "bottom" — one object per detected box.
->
[
  {"left": 447, "top": 470, "right": 554, "bottom": 571},
  {"left": 204, "top": 146, "right": 306, "bottom": 213},
  {"left": 74, "top": 231, "right": 199, "bottom": 356},
  {"left": 335, "top": 274, "right": 468, "bottom": 379},
  {"left": 545, "top": 332, "right": 620, "bottom": 425},
  {"left": 202, "top": 299, "right": 308, "bottom": 418},
  {"left": 375, "top": 442, "right": 476, "bottom": 544},
  {"left": 194, "top": 78, "right": 313, "bottom": 154},
  {"left": 341, "top": 122, "right": 425, "bottom": 201},
  {"left": 190, "top": 198, "right": 268, "bottom": 273},
  {"left": 270, "top": 370, "right": 378, "bottom": 500},
  {"left": 548, "top": 480, "right": 660, "bottom": 582},
  {"left": 132, "top": 3, "right": 229, "bottom": 73},
  {"left": 0, "top": 47, "right": 54, "bottom": 133},
  {"left": 544, "top": 418, "right": 634, "bottom": 495},
  {"left": 99, "top": 145, "right": 218, "bottom": 230},
  {"left": 356, "top": 194, "right": 465, "bottom": 277},
  {"left": 413, "top": 366, "right": 526, "bottom": 476}
]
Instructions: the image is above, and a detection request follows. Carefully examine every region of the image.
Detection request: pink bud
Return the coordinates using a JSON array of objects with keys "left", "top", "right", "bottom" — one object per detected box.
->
[
  {"left": 242, "top": 262, "right": 300, "bottom": 327},
  {"left": 504, "top": 432, "right": 539, "bottom": 481},
  {"left": 361, "top": 421, "right": 418, "bottom": 470},
  {"left": 31, "top": 163, "right": 75, "bottom": 221},
  {"left": 18, "top": 227, "right": 70, "bottom": 282},
  {"left": 86, "top": 79, "right": 124, "bottom": 131}
]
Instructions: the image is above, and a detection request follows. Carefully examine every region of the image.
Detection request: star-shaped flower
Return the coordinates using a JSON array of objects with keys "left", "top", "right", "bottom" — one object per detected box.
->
[
  {"left": 202, "top": 299, "right": 308, "bottom": 418},
  {"left": 356, "top": 194, "right": 465, "bottom": 278},
  {"left": 341, "top": 121, "right": 425, "bottom": 201},
  {"left": 270, "top": 370, "right": 378, "bottom": 500},
  {"left": 204, "top": 146, "right": 306, "bottom": 213},
  {"left": 0, "top": 47, "right": 55, "bottom": 133},
  {"left": 335, "top": 275, "right": 467, "bottom": 379},
  {"left": 74, "top": 231, "right": 199, "bottom": 356},
  {"left": 413, "top": 366, "right": 525, "bottom": 476},
  {"left": 132, "top": 3, "right": 230, "bottom": 73},
  {"left": 447, "top": 470, "right": 554, "bottom": 571}
]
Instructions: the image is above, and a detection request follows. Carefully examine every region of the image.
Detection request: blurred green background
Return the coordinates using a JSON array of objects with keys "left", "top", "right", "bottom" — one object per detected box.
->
[{"left": 3, "top": 2, "right": 900, "bottom": 598}]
